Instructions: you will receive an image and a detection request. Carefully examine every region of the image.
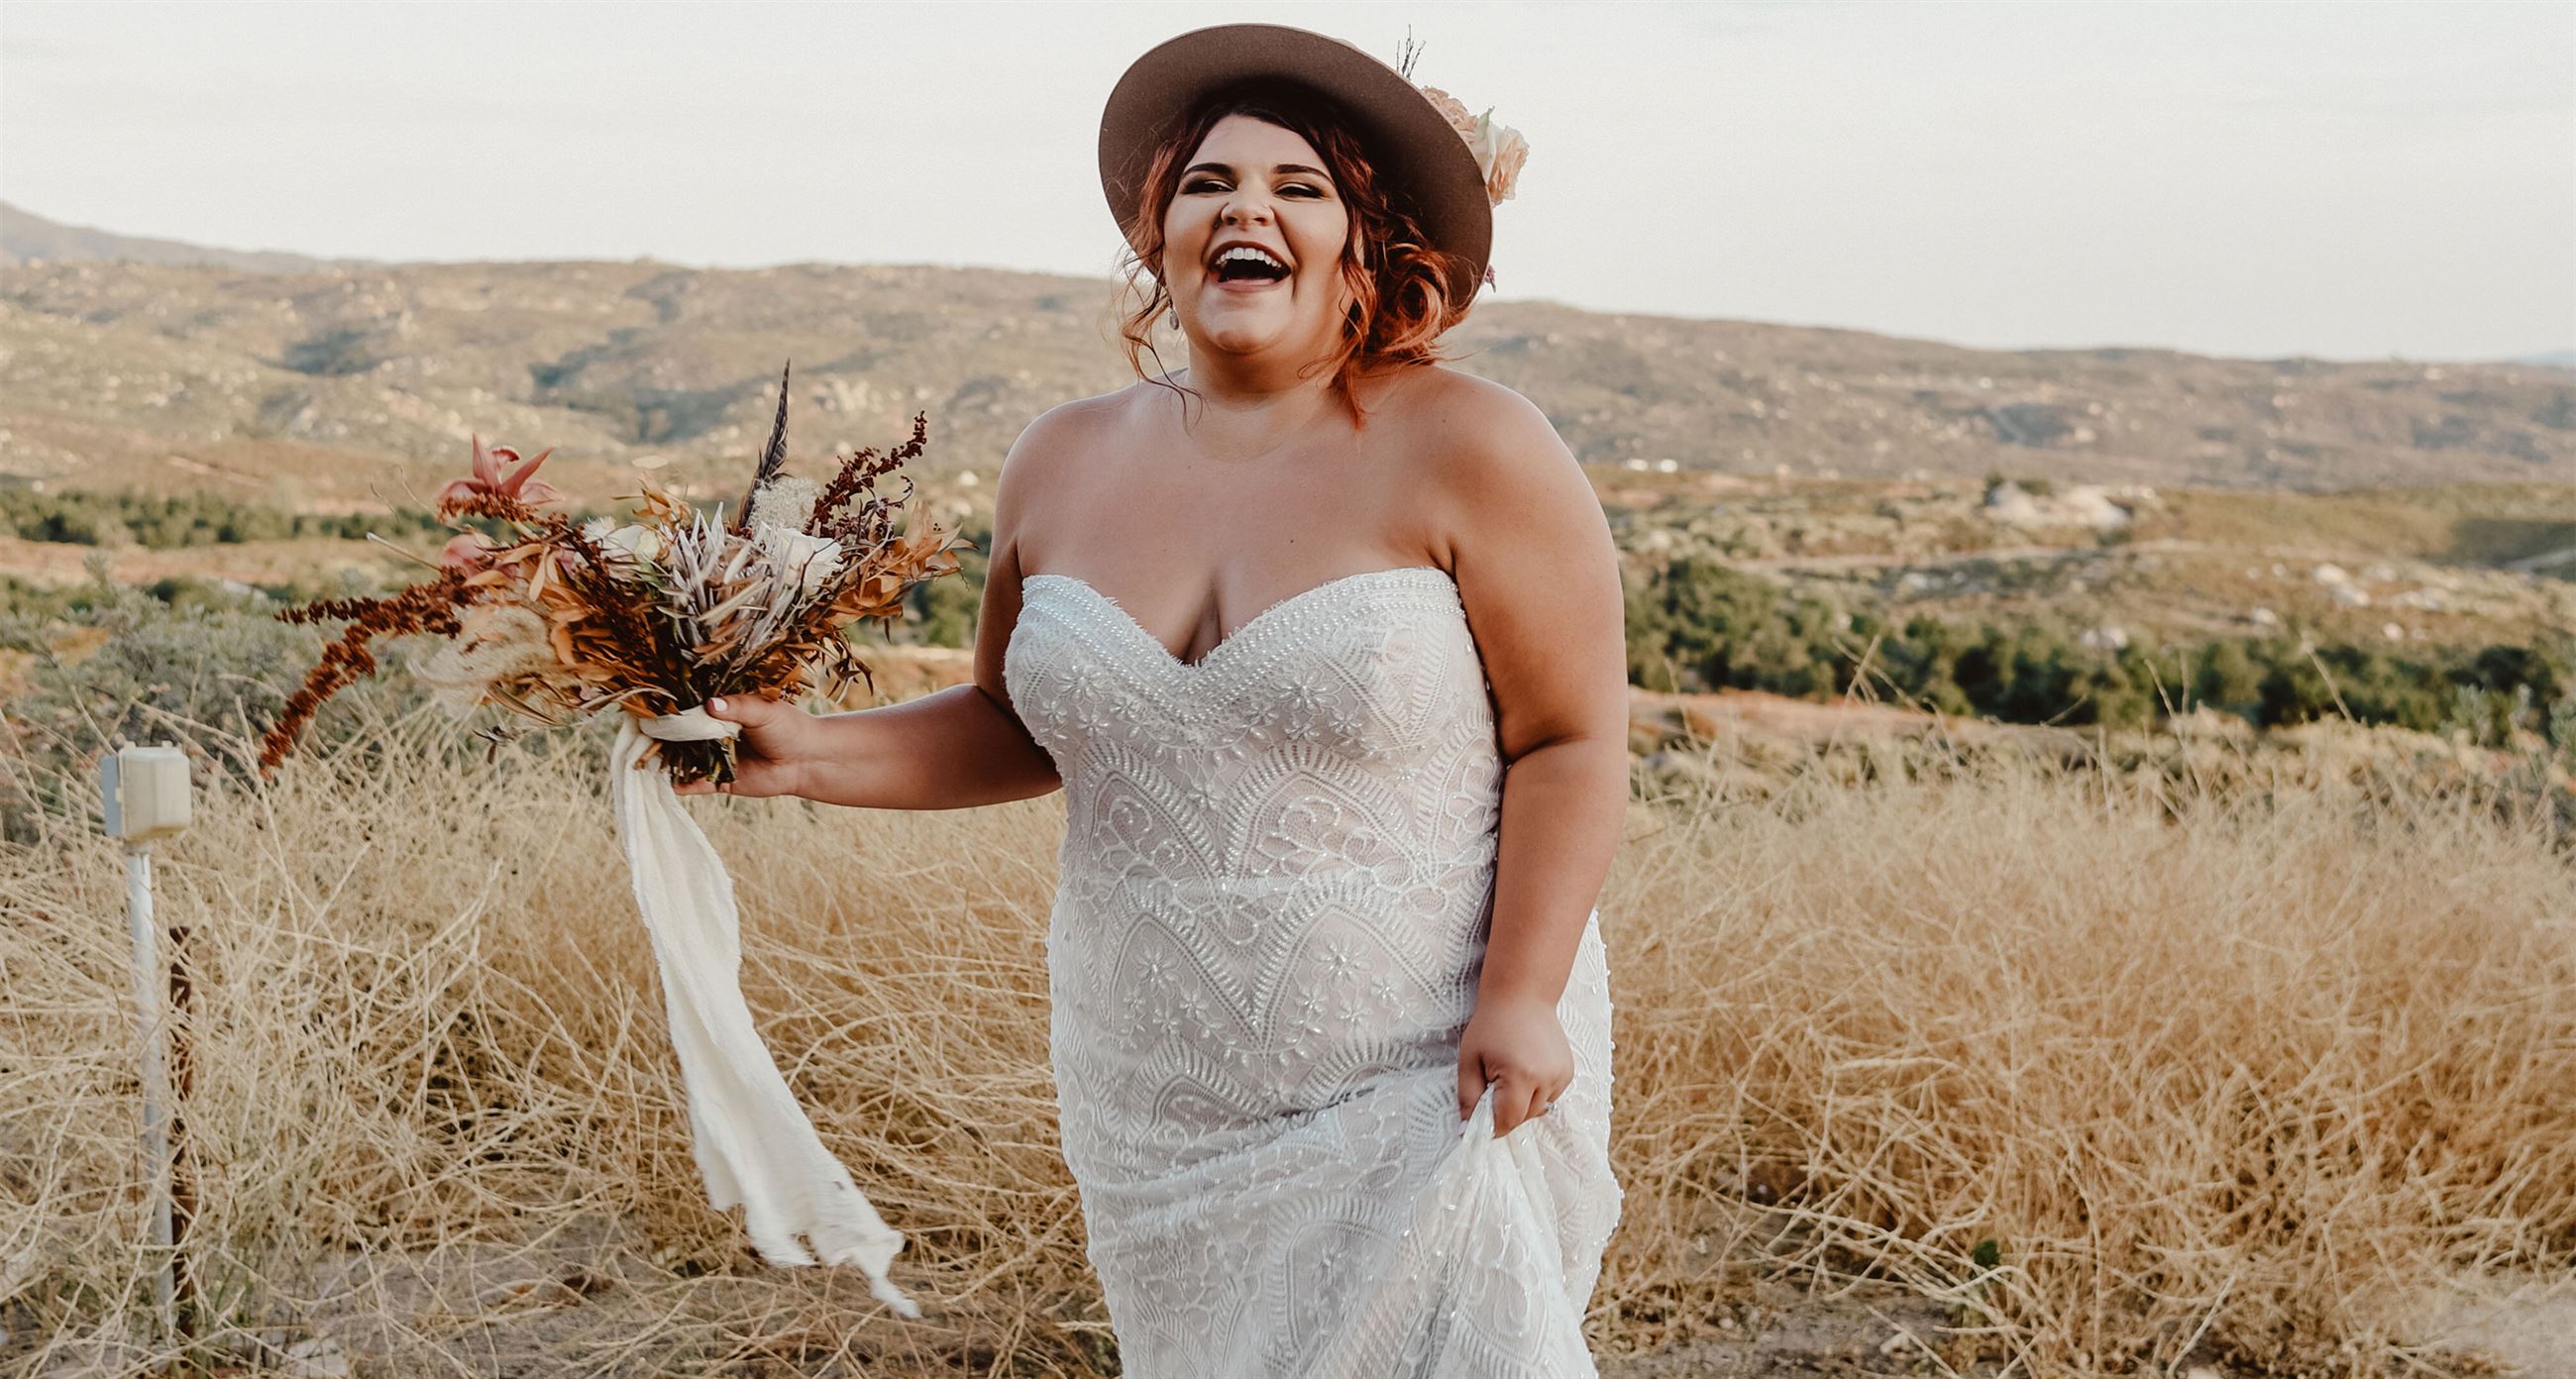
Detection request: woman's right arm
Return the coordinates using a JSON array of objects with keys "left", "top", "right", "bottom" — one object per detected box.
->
[{"left": 676, "top": 407, "right": 1070, "bottom": 809}]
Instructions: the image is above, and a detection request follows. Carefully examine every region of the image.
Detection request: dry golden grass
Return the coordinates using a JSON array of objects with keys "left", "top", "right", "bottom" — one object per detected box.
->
[{"left": 3, "top": 710, "right": 2571, "bottom": 1377}]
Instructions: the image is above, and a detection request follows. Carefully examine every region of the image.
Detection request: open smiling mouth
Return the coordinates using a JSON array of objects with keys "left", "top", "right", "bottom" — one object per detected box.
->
[{"left": 1211, "top": 246, "right": 1291, "bottom": 287}]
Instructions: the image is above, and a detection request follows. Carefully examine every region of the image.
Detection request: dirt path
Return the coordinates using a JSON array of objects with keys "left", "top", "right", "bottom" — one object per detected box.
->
[{"left": 17, "top": 1248, "right": 2567, "bottom": 1377}]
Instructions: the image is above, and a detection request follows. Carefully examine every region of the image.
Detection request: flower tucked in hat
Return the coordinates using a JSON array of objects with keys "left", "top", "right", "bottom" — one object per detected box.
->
[{"left": 1416, "top": 85, "right": 1530, "bottom": 206}]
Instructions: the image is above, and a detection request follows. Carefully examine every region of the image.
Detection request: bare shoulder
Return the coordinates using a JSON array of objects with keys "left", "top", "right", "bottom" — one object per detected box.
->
[
  {"left": 1373, "top": 366, "right": 1589, "bottom": 555},
  {"left": 975, "top": 384, "right": 1146, "bottom": 706},
  {"left": 990, "top": 384, "right": 1148, "bottom": 569},
  {"left": 1383, "top": 363, "right": 1550, "bottom": 435},
  {"left": 1371, "top": 366, "right": 1623, "bottom": 755},
  {"left": 997, "top": 387, "right": 1128, "bottom": 491}
]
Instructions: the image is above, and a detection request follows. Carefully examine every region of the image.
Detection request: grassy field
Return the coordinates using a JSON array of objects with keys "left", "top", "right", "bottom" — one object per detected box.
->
[{"left": 4, "top": 700, "right": 2571, "bottom": 1377}]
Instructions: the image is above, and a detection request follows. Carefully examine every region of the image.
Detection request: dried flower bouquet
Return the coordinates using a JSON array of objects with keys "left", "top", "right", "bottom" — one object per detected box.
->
[
  {"left": 255, "top": 364, "right": 965, "bottom": 1316},
  {"left": 258, "top": 363, "right": 965, "bottom": 783}
]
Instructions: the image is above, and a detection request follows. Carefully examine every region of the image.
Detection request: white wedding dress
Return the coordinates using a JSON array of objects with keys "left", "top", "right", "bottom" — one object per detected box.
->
[{"left": 1003, "top": 564, "right": 1622, "bottom": 1379}]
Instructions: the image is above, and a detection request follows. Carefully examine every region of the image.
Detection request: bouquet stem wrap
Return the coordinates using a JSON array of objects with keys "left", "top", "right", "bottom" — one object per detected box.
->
[{"left": 610, "top": 708, "right": 919, "bottom": 1317}]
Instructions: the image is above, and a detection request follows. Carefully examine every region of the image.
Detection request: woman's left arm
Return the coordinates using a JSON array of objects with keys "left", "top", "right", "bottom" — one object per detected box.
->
[{"left": 1423, "top": 378, "right": 1629, "bottom": 1137}]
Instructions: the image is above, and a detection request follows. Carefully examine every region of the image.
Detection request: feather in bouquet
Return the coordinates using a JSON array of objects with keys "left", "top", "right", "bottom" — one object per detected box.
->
[{"left": 258, "top": 364, "right": 964, "bottom": 1317}]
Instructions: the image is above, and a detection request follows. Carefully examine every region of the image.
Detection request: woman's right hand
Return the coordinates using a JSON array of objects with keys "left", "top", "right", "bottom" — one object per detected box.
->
[{"left": 673, "top": 694, "right": 813, "bottom": 798}]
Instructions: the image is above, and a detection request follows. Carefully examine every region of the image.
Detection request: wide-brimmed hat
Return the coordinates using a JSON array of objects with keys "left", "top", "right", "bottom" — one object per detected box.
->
[{"left": 1097, "top": 22, "right": 1493, "bottom": 306}]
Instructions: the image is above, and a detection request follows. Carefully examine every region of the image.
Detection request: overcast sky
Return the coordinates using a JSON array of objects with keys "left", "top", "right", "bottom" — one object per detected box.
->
[{"left": 4, "top": 0, "right": 2570, "bottom": 362}]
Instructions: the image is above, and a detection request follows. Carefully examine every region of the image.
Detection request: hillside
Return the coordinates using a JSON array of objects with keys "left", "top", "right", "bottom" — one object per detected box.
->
[
  {"left": 0, "top": 201, "right": 360, "bottom": 275},
  {"left": 3, "top": 225, "right": 2570, "bottom": 501}
]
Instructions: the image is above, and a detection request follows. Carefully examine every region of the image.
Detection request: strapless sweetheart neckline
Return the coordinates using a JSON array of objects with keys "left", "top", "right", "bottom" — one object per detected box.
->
[{"left": 1020, "top": 565, "right": 1453, "bottom": 673}]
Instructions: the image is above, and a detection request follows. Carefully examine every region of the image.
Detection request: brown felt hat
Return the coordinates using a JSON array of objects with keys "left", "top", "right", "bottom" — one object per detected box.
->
[{"left": 1098, "top": 23, "right": 1493, "bottom": 306}]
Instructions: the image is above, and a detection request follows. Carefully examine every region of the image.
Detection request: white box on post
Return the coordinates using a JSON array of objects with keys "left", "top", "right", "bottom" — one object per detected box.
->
[{"left": 101, "top": 745, "right": 192, "bottom": 843}]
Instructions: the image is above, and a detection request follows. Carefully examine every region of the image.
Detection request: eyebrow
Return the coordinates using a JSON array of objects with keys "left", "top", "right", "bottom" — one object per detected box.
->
[{"left": 1183, "top": 161, "right": 1333, "bottom": 181}]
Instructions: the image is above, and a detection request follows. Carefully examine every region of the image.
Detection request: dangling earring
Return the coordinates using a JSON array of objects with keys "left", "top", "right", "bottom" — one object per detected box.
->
[{"left": 1165, "top": 306, "right": 1180, "bottom": 331}]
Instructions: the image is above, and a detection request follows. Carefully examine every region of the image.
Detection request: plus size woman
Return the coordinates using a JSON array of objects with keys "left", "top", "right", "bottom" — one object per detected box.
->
[{"left": 683, "top": 23, "right": 1627, "bottom": 1377}]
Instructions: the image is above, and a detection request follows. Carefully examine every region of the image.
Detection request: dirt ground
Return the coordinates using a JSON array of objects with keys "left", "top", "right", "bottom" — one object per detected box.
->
[{"left": 20, "top": 1247, "right": 2568, "bottom": 1379}]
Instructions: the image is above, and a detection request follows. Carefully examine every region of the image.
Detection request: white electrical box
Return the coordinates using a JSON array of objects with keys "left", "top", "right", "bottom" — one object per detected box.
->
[{"left": 100, "top": 746, "right": 192, "bottom": 843}]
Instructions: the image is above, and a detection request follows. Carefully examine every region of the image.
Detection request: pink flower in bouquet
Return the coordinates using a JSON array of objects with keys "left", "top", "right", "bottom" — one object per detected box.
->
[
  {"left": 435, "top": 435, "right": 564, "bottom": 509},
  {"left": 439, "top": 532, "right": 495, "bottom": 572}
]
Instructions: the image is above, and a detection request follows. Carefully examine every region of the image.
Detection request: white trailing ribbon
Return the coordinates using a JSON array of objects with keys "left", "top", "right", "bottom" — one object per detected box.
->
[{"left": 609, "top": 707, "right": 918, "bottom": 1317}]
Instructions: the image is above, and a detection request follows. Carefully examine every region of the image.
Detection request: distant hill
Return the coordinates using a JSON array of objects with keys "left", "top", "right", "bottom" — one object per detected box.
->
[
  {"left": 2, "top": 207, "right": 2569, "bottom": 500},
  {"left": 0, "top": 201, "right": 366, "bottom": 275}
]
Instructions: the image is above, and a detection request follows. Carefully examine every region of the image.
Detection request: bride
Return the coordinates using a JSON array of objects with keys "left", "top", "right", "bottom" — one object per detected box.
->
[{"left": 681, "top": 22, "right": 1626, "bottom": 1378}]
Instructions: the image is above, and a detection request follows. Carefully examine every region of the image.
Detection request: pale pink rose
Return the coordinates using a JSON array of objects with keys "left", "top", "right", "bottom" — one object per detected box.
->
[
  {"left": 1469, "top": 112, "right": 1531, "bottom": 205},
  {"left": 1417, "top": 84, "right": 1479, "bottom": 142},
  {"left": 1418, "top": 84, "right": 1531, "bottom": 207}
]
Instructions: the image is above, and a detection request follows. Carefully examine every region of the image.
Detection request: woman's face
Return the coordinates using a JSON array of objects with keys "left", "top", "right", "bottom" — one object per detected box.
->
[{"left": 1159, "top": 113, "right": 1353, "bottom": 367}]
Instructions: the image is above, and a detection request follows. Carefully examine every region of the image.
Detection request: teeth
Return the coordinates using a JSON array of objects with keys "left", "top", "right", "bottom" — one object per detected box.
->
[{"left": 1216, "top": 246, "right": 1287, "bottom": 272}]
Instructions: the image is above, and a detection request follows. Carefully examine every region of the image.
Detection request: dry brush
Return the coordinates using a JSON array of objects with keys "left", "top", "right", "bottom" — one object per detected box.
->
[{"left": 3, "top": 712, "right": 2571, "bottom": 1376}]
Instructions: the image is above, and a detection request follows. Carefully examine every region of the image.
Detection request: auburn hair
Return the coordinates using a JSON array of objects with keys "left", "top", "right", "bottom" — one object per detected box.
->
[{"left": 1112, "top": 79, "right": 1482, "bottom": 417}]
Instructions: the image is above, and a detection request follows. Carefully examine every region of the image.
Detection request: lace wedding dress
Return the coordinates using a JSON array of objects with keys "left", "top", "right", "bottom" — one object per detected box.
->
[{"left": 1003, "top": 564, "right": 1622, "bottom": 1379}]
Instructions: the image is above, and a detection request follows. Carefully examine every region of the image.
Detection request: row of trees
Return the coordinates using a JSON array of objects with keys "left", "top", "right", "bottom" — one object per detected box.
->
[
  {"left": 1625, "top": 555, "right": 2572, "bottom": 746},
  {"left": 0, "top": 488, "right": 630, "bottom": 550},
  {"left": 2, "top": 488, "right": 468, "bottom": 548}
]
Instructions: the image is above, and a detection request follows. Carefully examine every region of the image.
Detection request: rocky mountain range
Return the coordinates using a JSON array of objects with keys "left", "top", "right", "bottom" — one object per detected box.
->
[{"left": 4, "top": 201, "right": 2569, "bottom": 503}]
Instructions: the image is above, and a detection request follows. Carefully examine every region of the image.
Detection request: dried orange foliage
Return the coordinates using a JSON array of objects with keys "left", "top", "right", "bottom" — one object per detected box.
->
[{"left": 258, "top": 367, "right": 968, "bottom": 784}]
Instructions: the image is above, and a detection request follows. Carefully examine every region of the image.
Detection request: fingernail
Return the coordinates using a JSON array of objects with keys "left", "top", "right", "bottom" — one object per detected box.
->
[{"left": 709, "top": 697, "right": 727, "bottom": 712}]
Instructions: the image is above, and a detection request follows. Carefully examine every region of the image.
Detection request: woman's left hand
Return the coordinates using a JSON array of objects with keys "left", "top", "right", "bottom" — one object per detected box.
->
[{"left": 1456, "top": 994, "right": 1575, "bottom": 1137}]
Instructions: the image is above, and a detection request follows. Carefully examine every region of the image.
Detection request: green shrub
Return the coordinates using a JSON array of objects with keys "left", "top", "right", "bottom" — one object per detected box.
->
[
  {"left": 0, "top": 563, "right": 632, "bottom": 837},
  {"left": 901, "top": 520, "right": 992, "bottom": 649},
  {"left": 0, "top": 487, "right": 612, "bottom": 551},
  {"left": 1620, "top": 554, "right": 2576, "bottom": 742}
]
